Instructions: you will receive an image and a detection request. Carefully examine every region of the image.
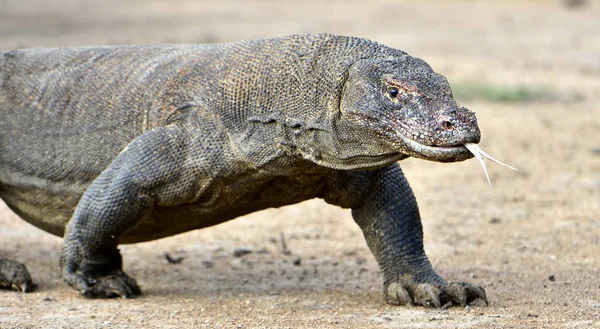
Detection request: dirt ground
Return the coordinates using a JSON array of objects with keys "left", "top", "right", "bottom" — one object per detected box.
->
[{"left": 1, "top": 0, "right": 599, "bottom": 328}]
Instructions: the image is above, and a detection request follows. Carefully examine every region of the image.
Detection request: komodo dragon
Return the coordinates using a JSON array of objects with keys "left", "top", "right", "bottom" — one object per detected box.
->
[{"left": 0, "top": 33, "right": 492, "bottom": 307}]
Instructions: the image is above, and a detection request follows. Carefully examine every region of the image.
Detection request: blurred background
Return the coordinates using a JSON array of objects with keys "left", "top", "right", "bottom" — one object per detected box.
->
[
  {"left": 1, "top": 1, "right": 598, "bottom": 328},
  {"left": 1, "top": 0, "right": 599, "bottom": 99}
]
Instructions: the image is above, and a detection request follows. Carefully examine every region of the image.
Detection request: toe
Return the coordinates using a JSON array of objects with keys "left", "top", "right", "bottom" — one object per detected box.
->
[
  {"left": 441, "top": 282, "right": 468, "bottom": 306},
  {"left": 412, "top": 284, "right": 442, "bottom": 308},
  {"left": 384, "top": 281, "right": 487, "bottom": 308},
  {"left": 385, "top": 282, "right": 412, "bottom": 306},
  {"left": 14, "top": 281, "right": 37, "bottom": 293},
  {"left": 83, "top": 272, "right": 141, "bottom": 299},
  {"left": 441, "top": 282, "right": 487, "bottom": 307},
  {"left": 463, "top": 282, "right": 488, "bottom": 306},
  {"left": 96, "top": 276, "right": 132, "bottom": 298},
  {"left": 64, "top": 269, "right": 141, "bottom": 299},
  {"left": 0, "top": 259, "right": 35, "bottom": 293},
  {"left": 122, "top": 272, "right": 142, "bottom": 296}
]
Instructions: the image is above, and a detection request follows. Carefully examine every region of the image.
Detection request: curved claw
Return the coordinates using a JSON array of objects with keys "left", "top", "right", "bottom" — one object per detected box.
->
[
  {"left": 441, "top": 282, "right": 468, "bottom": 306},
  {"left": 439, "top": 281, "right": 488, "bottom": 306},
  {"left": 462, "top": 282, "right": 488, "bottom": 306},
  {"left": 385, "top": 281, "right": 487, "bottom": 308},
  {"left": 0, "top": 258, "right": 36, "bottom": 293},
  {"left": 413, "top": 284, "right": 442, "bottom": 308},
  {"left": 64, "top": 269, "right": 141, "bottom": 299},
  {"left": 385, "top": 282, "right": 412, "bottom": 306}
]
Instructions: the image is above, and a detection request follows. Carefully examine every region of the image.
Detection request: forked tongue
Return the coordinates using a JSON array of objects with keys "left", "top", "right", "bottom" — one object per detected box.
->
[{"left": 463, "top": 143, "right": 518, "bottom": 187}]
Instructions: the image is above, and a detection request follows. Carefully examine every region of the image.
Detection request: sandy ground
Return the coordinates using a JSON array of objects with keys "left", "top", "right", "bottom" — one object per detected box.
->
[{"left": 1, "top": 0, "right": 599, "bottom": 328}]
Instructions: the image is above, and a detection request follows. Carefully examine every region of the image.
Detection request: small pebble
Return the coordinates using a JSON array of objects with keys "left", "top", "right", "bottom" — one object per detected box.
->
[
  {"left": 164, "top": 252, "right": 185, "bottom": 264},
  {"left": 233, "top": 247, "right": 253, "bottom": 258},
  {"left": 293, "top": 257, "right": 301, "bottom": 266}
]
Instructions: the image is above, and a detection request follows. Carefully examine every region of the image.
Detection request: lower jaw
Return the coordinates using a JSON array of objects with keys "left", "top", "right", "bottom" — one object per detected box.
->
[
  {"left": 402, "top": 144, "right": 474, "bottom": 163},
  {"left": 392, "top": 132, "right": 475, "bottom": 163}
]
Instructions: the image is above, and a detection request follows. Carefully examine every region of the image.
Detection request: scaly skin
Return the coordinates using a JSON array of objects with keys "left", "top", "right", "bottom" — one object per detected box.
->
[{"left": 0, "top": 34, "right": 486, "bottom": 306}]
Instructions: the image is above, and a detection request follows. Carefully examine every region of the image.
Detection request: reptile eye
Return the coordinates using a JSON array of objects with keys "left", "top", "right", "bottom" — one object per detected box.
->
[{"left": 388, "top": 87, "right": 399, "bottom": 99}]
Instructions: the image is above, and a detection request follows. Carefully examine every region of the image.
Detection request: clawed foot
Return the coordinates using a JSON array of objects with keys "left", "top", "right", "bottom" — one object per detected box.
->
[
  {"left": 385, "top": 281, "right": 487, "bottom": 308},
  {"left": 63, "top": 269, "right": 141, "bottom": 299},
  {"left": 0, "top": 258, "right": 36, "bottom": 293}
]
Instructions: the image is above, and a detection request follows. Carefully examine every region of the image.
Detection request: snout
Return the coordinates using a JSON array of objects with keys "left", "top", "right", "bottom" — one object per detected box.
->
[{"left": 434, "top": 107, "right": 481, "bottom": 146}]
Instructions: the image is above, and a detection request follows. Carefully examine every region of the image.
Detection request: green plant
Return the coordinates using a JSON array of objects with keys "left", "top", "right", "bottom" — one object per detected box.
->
[{"left": 451, "top": 81, "right": 551, "bottom": 103}]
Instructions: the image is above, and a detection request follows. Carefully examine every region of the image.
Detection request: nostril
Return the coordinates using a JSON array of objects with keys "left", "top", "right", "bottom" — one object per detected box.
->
[{"left": 441, "top": 120, "right": 454, "bottom": 130}]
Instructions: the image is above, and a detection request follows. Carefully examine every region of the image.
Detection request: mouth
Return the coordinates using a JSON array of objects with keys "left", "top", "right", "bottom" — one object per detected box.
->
[
  {"left": 396, "top": 133, "right": 474, "bottom": 162},
  {"left": 396, "top": 135, "right": 518, "bottom": 186}
]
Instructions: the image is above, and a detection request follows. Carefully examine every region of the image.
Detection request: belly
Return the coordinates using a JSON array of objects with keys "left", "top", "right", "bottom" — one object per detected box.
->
[
  {"left": 1, "top": 169, "right": 331, "bottom": 243},
  {"left": 120, "top": 173, "right": 329, "bottom": 243},
  {"left": 0, "top": 170, "right": 88, "bottom": 237}
]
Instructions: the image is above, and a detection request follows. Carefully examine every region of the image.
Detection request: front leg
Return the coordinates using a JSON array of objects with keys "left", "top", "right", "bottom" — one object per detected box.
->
[
  {"left": 61, "top": 117, "right": 214, "bottom": 298},
  {"left": 351, "top": 163, "right": 487, "bottom": 307}
]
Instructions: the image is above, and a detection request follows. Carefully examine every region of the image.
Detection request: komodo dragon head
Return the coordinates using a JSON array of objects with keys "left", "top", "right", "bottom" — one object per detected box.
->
[{"left": 339, "top": 55, "right": 479, "bottom": 164}]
